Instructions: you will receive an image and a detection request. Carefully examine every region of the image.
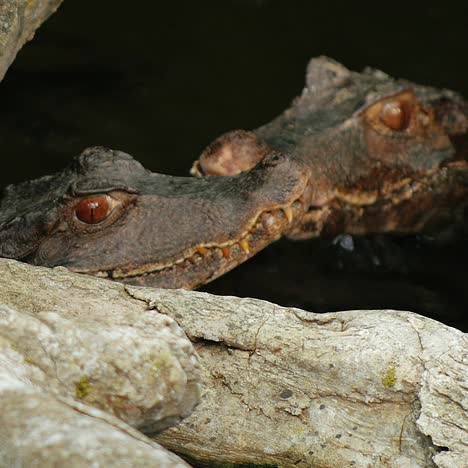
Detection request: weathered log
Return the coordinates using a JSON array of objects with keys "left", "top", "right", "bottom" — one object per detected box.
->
[
  {"left": 0, "top": 339, "right": 190, "bottom": 467},
  {"left": 0, "top": 0, "right": 63, "bottom": 81},
  {"left": 128, "top": 289, "right": 467, "bottom": 468},
  {"left": 0, "top": 259, "right": 201, "bottom": 433},
  {"left": 0, "top": 259, "right": 466, "bottom": 467},
  {"left": 0, "top": 259, "right": 200, "bottom": 466}
]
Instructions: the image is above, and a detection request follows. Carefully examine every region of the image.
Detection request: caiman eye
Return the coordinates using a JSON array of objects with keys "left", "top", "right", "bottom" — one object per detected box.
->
[
  {"left": 380, "top": 101, "right": 411, "bottom": 131},
  {"left": 75, "top": 196, "right": 112, "bottom": 224},
  {"left": 363, "top": 90, "right": 420, "bottom": 135}
]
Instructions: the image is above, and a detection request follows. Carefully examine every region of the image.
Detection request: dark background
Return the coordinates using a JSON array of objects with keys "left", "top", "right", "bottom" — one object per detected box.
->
[{"left": 1, "top": 0, "right": 467, "bottom": 330}]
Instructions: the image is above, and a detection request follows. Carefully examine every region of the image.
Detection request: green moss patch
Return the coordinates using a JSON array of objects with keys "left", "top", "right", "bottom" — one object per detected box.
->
[
  {"left": 382, "top": 366, "right": 396, "bottom": 388},
  {"left": 75, "top": 376, "right": 91, "bottom": 399}
]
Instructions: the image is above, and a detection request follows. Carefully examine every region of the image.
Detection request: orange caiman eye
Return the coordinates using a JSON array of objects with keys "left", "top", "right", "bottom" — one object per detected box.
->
[
  {"left": 379, "top": 101, "right": 411, "bottom": 131},
  {"left": 75, "top": 196, "right": 112, "bottom": 224}
]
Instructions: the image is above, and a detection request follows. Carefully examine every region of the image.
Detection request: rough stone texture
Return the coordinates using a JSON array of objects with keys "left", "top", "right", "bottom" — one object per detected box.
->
[
  {"left": 416, "top": 320, "right": 468, "bottom": 468},
  {"left": 0, "top": 259, "right": 202, "bottom": 434},
  {"left": 0, "top": 0, "right": 63, "bottom": 81},
  {"left": 127, "top": 287, "right": 468, "bottom": 468},
  {"left": 0, "top": 357, "right": 190, "bottom": 467},
  {"left": 0, "top": 259, "right": 466, "bottom": 467}
]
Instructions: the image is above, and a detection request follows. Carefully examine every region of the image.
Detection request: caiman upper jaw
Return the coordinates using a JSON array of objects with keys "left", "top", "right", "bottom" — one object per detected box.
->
[
  {"left": 111, "top": 196, "right": 308, "bottom": 289},
  {"left": 104, "top": 154, "right": 310, "bottom": 289}
]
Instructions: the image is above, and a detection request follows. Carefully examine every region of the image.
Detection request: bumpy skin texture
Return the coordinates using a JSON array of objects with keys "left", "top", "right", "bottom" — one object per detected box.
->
[{"left": 1, "top": 57, "right": 467, "bottom": 289}]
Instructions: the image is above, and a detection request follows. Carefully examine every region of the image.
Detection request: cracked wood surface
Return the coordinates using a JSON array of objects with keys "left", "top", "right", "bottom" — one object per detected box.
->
[
  {"left": 0, "top": 259, "right": 466, "bottom": 467},
  {"left": 128, "top": 287, "right": 468, "bottom": 468},
  {"left": 0, "top": 0, "right": 63, "bottom": 81}
]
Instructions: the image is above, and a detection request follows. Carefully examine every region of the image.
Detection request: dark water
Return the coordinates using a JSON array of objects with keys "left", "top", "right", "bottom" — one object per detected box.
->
[{"left": 1, "top": 0, "right": 467, "bottom": 330}]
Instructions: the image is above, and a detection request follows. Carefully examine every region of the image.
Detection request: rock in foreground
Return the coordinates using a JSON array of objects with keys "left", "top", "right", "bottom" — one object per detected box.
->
[{"left": 0, "top": 258, "right": 466, "bottom": 467}]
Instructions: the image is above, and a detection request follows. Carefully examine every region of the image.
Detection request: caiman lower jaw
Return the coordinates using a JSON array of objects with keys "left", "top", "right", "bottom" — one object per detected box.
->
[{"left": 76, "top": 196, "right": 307, "bottom": 290}]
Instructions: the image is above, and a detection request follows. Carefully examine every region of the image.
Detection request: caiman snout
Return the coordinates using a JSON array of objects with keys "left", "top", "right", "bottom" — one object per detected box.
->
[{"left": 191, "top": 130, "right": 270, "bottom": 177}]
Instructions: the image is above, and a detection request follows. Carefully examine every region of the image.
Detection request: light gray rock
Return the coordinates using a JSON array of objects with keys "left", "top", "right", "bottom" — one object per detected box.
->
[
  {"left": 0, "top": 259, "right": 466, "bottom": 467},
  {"left": 0, "top": 0, "right": 63, "bottom": 81},
  {"left": 0, "top": 259, "right": 202, "bottom": 433},
  {"left": 0, "top": 358, "right": 190, "bottom": 467},
  {"left": 127, "top": 286, "right": 468, "bottom": 468},
  {"left": 0, "top": 259, "right": 201, "bottom": 467},
  {"left": 415, "top": 318, "right": 468, "bottom": 468}
]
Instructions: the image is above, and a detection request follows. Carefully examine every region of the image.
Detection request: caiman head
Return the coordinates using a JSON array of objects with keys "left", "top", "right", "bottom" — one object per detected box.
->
[
  {"left": 0, "top": 147, "right": 309, "bottom": 289},
  {"left": 1, "top": 57, "right": 467, "bottom": 289},
  {"left": 195, "top": 57, "right": 468, "bottom": 240}
]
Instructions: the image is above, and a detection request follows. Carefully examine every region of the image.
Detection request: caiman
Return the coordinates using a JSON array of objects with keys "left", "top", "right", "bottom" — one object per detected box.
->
[{"left": 1, "top": 57, "right": 467, "bottom": 289}]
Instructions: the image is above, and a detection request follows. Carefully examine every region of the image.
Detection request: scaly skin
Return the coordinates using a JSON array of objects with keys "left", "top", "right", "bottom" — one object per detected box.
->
[{"left": 1, "top": 57, "right": 467, "bottom": 289}]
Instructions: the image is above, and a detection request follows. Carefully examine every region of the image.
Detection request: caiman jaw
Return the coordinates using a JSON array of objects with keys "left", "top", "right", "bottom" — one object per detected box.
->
[
  {"left": 291, "top": 164, "right": 468, "bottom": 239},
  {"left": 85, "top": 196, "right": 307, "bottom": 289}
]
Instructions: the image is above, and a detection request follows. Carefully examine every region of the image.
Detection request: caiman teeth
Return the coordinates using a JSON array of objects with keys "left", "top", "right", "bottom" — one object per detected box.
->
[
  {"left": 196, "top": 246, "right": 209, "bottom": 255},
  {"left": 239, "top": 237, "right": 250, "bottom": 254},
  {"left": 190, "top": 160, "right": 203, "bottom": 177},
  {"left": 100, "top": 195, "right": 306, "bottom": 280},
  {"left": 283, "top": 206, "right": 293, "bottom": 223}
]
